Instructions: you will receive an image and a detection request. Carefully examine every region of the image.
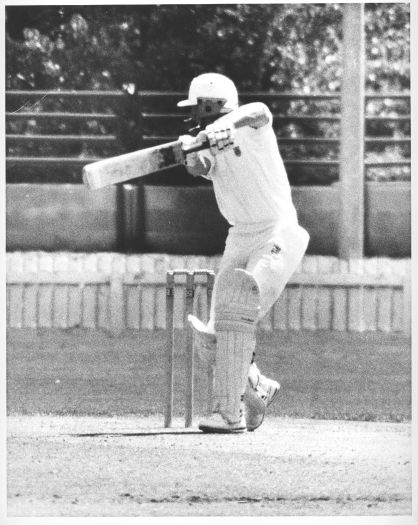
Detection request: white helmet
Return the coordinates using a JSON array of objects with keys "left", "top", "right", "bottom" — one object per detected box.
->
[{"left": 178, "top": 73, "right": 238, "bottom": 113}]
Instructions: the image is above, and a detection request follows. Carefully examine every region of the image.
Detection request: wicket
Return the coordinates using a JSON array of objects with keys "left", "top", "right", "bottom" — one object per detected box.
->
[{"left": 165, "top": 269, "right": 215, "bottom": 428}]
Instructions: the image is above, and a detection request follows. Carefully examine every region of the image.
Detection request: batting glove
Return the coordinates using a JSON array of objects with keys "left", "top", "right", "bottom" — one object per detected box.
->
[{"left": 200, "top": 122, "right": 235, "bottom": 155}]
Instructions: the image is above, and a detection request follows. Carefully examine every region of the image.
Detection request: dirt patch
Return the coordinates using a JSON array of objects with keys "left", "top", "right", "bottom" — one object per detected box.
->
[{"left": 7, "top": 415, "right": 411, "bottom": 516}]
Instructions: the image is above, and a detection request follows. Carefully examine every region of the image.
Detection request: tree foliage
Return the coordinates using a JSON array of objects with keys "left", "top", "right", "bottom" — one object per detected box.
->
[
  {"left": 6, "top": 4, "right": 410, "bottom": 93},
  {"left": 5, "top": 4, "right": 410, "bottom": 185}
]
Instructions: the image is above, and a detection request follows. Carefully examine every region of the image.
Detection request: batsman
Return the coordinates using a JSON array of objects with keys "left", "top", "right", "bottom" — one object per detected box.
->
[{"left": 179, "top": 73, "right": 310, "bottom": 433}]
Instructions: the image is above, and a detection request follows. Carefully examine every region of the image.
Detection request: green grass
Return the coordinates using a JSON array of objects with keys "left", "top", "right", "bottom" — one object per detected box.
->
[{"left": 6, "top": 328, "right": 411, "bottom": 422}]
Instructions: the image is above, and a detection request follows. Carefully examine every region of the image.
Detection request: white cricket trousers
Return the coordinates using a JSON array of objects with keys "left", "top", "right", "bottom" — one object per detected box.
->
[{"left": 207, "top": 220, "right": 310, "bottom": 330}]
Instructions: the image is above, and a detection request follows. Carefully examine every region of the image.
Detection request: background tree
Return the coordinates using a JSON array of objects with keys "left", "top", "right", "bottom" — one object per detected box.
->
[
  {"left": 6, "top": 4, "right": 410, "bottom": 93},
  {"left": 6, "top": 4, "right": 410, "bottom": 184}
]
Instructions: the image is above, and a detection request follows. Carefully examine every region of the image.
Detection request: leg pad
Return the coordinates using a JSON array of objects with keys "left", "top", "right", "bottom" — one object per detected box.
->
[{"left": 214, "top": 269, "right": 260, "bottom": 333}]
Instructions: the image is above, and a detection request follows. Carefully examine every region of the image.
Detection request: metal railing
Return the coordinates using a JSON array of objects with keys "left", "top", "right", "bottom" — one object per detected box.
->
[{"left": 5, "top": 90, "right": 411, "bottom": 181}]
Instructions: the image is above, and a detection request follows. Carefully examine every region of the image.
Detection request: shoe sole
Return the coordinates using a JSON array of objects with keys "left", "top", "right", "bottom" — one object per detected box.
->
[
  {"left": 246, "top": 385, "right": 280, "bottom": 432},
  {"left": 198, "top": 424, "right": 247, "bottom": 434}
]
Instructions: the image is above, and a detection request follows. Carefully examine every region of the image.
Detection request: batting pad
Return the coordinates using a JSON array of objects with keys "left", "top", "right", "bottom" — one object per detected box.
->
[
  {"left": 212, "top": 331, "right": 256, "bottom": 420},
  {"left": 214, "top": 269, "right": 260, "bottom": 333},
  {"left": 211, "top": 269, "right": 260, "bottom": 420}
]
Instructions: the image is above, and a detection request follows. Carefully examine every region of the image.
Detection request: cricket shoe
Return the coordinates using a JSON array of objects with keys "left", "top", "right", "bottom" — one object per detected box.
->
[
  {"left": 198, "top": 407, "right": 247, "bottom": 434},
  {"left": 245, "top": 363, "right": 280, "bottom": 432}
]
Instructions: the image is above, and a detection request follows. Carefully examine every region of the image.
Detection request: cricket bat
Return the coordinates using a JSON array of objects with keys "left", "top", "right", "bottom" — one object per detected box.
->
[{"left": 83, "top": 138, "right": 210, "bottom": 190}]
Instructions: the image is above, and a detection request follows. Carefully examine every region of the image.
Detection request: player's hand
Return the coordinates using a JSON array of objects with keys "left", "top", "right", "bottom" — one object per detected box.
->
[
  {"left": 198, "top": 122, "right": 235, "bottom": 155},
  {"left": 179, "top": 134, "right": 199, "bottom": 150},
  {"left": 179, "top": 134, "right": 212, "bottom": 177},
  {"left": 179, "top": 134, "right": 200, "bottom": 171}
]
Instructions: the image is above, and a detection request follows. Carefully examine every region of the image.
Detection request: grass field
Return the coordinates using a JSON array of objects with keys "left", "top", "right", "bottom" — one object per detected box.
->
[
  {"left": 7, "top": 328, "right": 411, "bottom": 421},
  {"left": 6, "top": 328, "right": 412, "bottom": 517}
]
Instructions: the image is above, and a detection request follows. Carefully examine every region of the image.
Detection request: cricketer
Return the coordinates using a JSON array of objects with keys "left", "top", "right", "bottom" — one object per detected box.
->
[{"left": 179, "top": 73, "right": 310, "bottom": 433}]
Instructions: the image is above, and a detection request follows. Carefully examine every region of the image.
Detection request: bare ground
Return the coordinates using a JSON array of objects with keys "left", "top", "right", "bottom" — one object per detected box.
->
[{"left": 7, "top": 415, "right": 411, "bottom": 517}]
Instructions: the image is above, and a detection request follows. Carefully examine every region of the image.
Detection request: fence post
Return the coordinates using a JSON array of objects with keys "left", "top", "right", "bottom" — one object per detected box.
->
[
  {"left": 403, "top": 270, "right": 411, "bottom": 336},
  {"left": 110, "top": 254, "right": 125, "bottom": 334},
  {"left": 339, "top": 3, "right": 365, "bottom": 259},
  {"left": 122, "top": 183, "right": 144, "bottom": 252}
]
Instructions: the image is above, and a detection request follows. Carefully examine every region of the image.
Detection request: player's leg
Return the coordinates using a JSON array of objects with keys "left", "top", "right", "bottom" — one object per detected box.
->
[
  {"left": 198, "top": 268, "right": 260, "bottom": 433},
  {"left": 249, "top": 223, "right": 310, "bottom": 319},
  {"left": 189, "top": 228, "right": 245, "bottom": 368},
  {"left": 244, "top": 223, "right": 310, "bottom": 431}
]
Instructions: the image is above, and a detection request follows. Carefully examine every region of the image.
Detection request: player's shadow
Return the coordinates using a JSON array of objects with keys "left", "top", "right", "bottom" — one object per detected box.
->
[{"left": 71, "top": 431, "right": 204, "bottom": 437}]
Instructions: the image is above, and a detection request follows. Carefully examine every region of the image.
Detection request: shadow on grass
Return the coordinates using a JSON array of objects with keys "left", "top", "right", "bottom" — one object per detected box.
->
[{"left": 71, "top": 431, "right": 207, "bottom": 437}]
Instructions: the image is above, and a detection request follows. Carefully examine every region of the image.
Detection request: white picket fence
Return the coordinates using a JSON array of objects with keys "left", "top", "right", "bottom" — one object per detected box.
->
[{"left": 6, "top": 252, "right": 411, "bottom": 334}]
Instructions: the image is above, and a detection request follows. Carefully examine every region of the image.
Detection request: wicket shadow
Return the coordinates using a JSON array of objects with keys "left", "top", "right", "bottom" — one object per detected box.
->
[{"left": 71, "top": 430, "right": 205, "bottom": 437}]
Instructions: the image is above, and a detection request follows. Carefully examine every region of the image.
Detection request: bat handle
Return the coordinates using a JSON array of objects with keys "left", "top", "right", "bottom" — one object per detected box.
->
[{"left": 182, "top": 139, "right": 210, "bottom": 155}]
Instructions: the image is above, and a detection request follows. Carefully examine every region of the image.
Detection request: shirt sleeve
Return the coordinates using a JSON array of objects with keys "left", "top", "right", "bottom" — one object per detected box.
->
[{"left": 259, "top": 103, "right": 273, "bottom": 127}]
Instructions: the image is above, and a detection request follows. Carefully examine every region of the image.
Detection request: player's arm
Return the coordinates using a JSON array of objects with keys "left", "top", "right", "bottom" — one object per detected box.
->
[
  {"left": 220, "top": 102, "right": 271, "bottom": 130},
  {"left": 198, "top": 102, "right": 272, "bottom": 155}
]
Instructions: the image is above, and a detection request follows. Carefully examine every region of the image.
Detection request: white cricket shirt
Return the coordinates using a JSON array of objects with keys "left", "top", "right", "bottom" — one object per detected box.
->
[{"left": 202, "top": 105, "right": 298, "bottom": 227}]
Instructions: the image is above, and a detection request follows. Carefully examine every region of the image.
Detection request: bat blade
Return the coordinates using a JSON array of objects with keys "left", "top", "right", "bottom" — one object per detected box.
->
[{"left": 83, "top": 140, "right": 185, "bottom": 190}]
